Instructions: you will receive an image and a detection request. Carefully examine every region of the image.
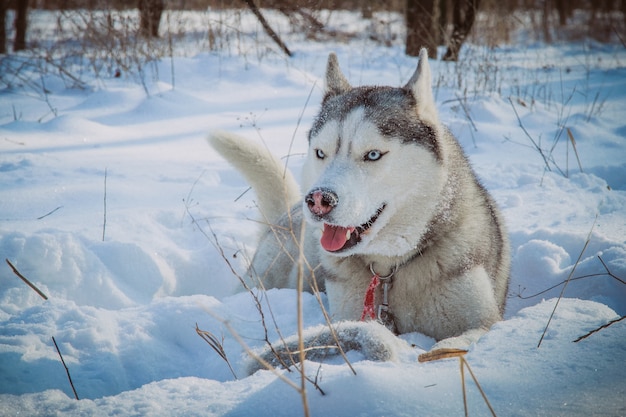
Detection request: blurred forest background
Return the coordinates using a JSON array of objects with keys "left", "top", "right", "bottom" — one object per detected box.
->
[{"left": 1, "top": 0, "right": 624, "bottom": 91}]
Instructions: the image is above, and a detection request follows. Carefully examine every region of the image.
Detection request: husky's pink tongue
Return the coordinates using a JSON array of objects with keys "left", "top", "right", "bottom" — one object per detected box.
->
[{"left": 321, "top": 224, "right": 354, "bottom": 252}]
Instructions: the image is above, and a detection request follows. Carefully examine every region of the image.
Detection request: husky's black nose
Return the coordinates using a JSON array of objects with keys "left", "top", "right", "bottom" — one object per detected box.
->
[{"left": 306, "top": 188, "right": 338, "bottom": 217}]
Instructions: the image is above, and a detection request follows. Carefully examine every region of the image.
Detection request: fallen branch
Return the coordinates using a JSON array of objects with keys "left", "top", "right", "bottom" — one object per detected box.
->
[
  {"left": 5, "top": 259, "right": 48, "bottom": 300},
  {"left": 241, "top": 0, "right": 292, "bottom": 57}
]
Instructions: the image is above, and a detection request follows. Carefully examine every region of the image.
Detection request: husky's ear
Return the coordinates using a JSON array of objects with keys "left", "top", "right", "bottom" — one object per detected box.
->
[
  {"left": 324, "top": 53, "right": 352, "bottom": 99},
  {"left": 404, "top": 48, "right": 438, "bottom": 126}
]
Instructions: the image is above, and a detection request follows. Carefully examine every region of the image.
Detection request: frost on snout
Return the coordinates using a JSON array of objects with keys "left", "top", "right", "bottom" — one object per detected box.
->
[{"left": 305, "top": 188, "right": 338, "bottom": 218}]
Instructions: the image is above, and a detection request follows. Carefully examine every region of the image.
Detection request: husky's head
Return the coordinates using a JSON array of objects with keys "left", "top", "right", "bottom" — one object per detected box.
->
[{"left": 302, "top": 49, "right": 447, "bottom": 258}]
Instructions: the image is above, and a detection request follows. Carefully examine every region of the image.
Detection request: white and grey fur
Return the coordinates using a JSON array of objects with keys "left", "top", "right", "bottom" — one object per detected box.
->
[{"left": 209, "top": 49, "right": 510, "bottom": 373}]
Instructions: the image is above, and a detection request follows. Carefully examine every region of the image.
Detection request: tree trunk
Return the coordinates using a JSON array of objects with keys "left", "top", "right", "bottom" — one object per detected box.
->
[
  {"left": 138, "top": 0, "right": 164, "bottom": 38},
  {"left": 14, "top": 0, "right": 29, "bottom": 52},
  {"left": 542, "top": 0, "right": 552, "bottom": 43},
  {"left": 406, "top": 0, "right": 439, "bottom": 58},
  {"left": 0, "top": 0, "right": 7, "bottom": 54},
  {"left": 555, "top": 0, "right": 570, "bottom": 26},
  {"left": 439, "top": 0, "right": 449, "bottom": 47},
  {"left": 442, "top": 0, "right": 481, "bottom": 61},
  {"left": 361, "top": 0, "right": 373, "bottom": 19}
]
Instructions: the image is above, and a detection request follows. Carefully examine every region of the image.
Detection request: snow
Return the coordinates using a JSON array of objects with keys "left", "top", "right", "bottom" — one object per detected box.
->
[{"left": 1, "top": 9, "right": 626, "bottom": 417}]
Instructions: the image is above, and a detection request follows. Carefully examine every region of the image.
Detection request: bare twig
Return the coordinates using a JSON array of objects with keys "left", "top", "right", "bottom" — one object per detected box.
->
[
  {"left": 538, "top": 216, "right": 597, "bottom": 348},
  {"left": 455, "top": 92, "right": 478, "bottom": 148},
  {"left": 37, "top": 205, "right": 63, "bottom": 220},
  {"left": 102, "top": 167, "right": 107, "bottom": 242},
  {"left": 513, "top": 273, "right": 606, "bottom": 300},
  {"left": 573, "top": 315, "right": 626, "bottom": 343},
  {"left": 4, "top": 136, "right": 25, "bottom": 146},
  {"left": 596, "top": 256, "right": 626, "bottom": 286},
  {"left": 508, "top": 97, "right": 552, "bottom": 173},
  {"left": 513, "top": 255, "right": 625, "bottom": 301},
  {"left": 569, "top": 256, "right": 626, "bottom": 343},
  {"left": 5, "top": 259, "right": 48, "bottom": 300},
  {"left": 37, "top": 75, "right": 58, "bottom": 123},
  {"left": 284, "top": 80, "right": 317, "bottom": 181},
  {"left": 613, "top": 25, "right": 626, "bottom": 48},
  {"left": 52, "top": 336, "right": 79, "bottom": 400},
  {"left": 585, "top": 91, "right": 601, "bottom": 123}
]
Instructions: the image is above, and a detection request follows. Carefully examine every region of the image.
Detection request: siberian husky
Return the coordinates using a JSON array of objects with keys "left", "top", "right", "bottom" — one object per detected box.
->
[{"left": 209, "top": 49, "right": 510, "bottom": 370}]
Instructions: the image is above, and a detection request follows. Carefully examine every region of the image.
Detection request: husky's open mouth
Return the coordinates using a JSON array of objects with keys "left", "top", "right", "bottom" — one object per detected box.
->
[{"left": 320, "top": 204, "right": 386, "bottom": 252}]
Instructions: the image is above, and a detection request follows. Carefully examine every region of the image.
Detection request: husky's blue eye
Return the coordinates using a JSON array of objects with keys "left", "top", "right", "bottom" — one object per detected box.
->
[
  {"left": 315, "top": 149, "right": 326, "bottom": 159},
  {"left": 365, "top": 150, "right": 383, "bottom": 161}
]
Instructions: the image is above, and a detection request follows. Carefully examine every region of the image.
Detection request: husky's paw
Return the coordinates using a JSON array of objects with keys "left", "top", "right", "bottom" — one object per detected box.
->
[
  {"left": 245, "top": 321, "right": 410, "bottom": 375},
  {"left": 417, "top": 328, "right": 487, "bottom": 362},
  {"left": 433, "top": 328, "right": 487, "bottom": 350}
]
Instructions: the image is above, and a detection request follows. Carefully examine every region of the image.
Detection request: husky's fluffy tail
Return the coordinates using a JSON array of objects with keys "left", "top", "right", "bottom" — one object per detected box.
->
[
  {"left": 208, "top": 131, "right": 300, "bottom": 226},
  {"left": 245, "top": 320, "right": 412, "bottom": 375}
]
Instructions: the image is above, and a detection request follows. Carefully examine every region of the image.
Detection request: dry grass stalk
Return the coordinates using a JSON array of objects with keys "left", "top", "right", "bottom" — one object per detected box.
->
[
  {"left": 566, "top": 128, "right": 584, "bottom": 174},
  {"left": 459, "top": 355, "right": 497, "bottom": 417},
  {"left": 295, "top": 217, "right": 310, "bottom": 417},
  {"left": 418, "top": 347, "right": 467, "bottom": 363},
  {"left": 195, "top": 324, "right": 237, "bottom": 379}
]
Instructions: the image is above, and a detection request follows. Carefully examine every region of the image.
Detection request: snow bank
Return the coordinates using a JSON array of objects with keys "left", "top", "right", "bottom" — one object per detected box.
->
[{"left": 0, "top": 299, "right": 623, "bottom": 416}]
